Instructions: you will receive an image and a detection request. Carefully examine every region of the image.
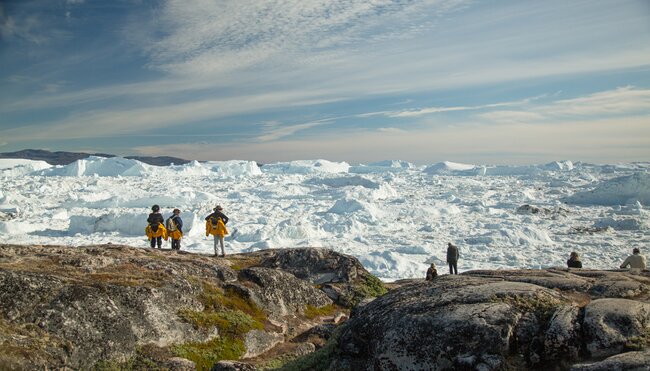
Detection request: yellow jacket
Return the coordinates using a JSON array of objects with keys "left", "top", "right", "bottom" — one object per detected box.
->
[
  {"left": 145, "top": 223, "right": 168, "bottom": 241},
  {"left": 206, "top": 218, "right": 228, "bottom": 237},
  {"left": 168, "top": 230, "right": 182, "bottom": 240}
]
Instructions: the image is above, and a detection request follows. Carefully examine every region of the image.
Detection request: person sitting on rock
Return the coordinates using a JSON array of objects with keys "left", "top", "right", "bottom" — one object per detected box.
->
[
  {"left": 619, "top": 248, "right": 647, "bottom": 270},
  {"left": 567, "top": 251, "right": 582, "bottom": 268},
  {"left": 446, "top": 242, "right": 459, "bottom": 275},
  {"left": 426, "top": 263, "right": 438, "bottom": 281}
]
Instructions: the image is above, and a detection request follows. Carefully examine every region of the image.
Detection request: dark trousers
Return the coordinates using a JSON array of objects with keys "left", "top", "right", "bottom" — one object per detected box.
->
[
  {"left": 150, "top": 236, "right": 162, "bottom": 248},
  {"left": 448, "top": 261, "right": 458, "bottom": 275},
  {"left": 171, "top": 239, "right": 181, "bottom": 250}
]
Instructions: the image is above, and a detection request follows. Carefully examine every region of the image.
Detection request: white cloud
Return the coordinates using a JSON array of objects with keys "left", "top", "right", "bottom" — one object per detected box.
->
[
  {"left": 477, "top": 111, "right": 546, "bottom": 124},
  {"left": 378, "top": 127, "right": 407, "bottom": 133},
  {"left": 144, "top": 0, "right": 469, "bottom": 76},
  {"left": 546, "top": 86, "right": 650, "bottom": 116},
  {"left": 478, "top": 87, "right": 650, "bottom": 124},
  {"left": 133, "top": 115, "right": 650, "bottom": 164},
  {"left": 256, "top": 121, "right": 327, "bottom": 142}
]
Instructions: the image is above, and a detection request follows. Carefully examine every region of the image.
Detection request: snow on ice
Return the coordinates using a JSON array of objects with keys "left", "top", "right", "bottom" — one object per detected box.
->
[{"left": 0, "top": 157, "right": 649, "bottom": 281}]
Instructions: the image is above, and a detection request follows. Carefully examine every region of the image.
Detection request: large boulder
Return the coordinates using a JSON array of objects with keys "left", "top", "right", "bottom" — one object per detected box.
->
[
  {"left": 582, "top": 298, "right": 650, "bottom": 358},
  {"left": 328, "top": 269, "right": 650, "bottom": 371}
]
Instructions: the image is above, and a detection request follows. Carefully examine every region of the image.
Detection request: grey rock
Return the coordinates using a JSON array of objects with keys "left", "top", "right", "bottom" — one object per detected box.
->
[
  {"left": 544, "top": 305, "right": 582, "bottom": 361},
  {"left": 165, "top": 357, "right": 196, "bottom": 371},
  {"left": 570, "top": 349, "right": 650, "bottom": 371},
  {"left": 583, "top": 298, "right": 650, "bottom": 358},
  {"left": 256, "top": 247, "right": 364, "bottom": 284},
  {"left": 211, "top": 360, "right": 257, "bottom": 371},
  {"left": 242, "top": 329, "right": 285, "bottom": 359},
  {"left": 239, "top": 267, "right": 332, "bottom": 318}
]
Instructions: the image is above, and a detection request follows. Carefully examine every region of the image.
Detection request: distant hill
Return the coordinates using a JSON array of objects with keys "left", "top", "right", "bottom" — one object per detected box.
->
[{"left": 0, "top": 149, "right": 191, "bottom": 166}]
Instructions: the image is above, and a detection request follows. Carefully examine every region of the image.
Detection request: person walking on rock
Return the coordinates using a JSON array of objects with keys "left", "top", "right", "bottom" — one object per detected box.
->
[
  {"left": 446, "top": 242, "right": 459, "bottom": 275},
  {"left": 567, "top": 251, "right": 582, "bottom": 268},
  {"left": 426, "top": 263, "right": 438, "bottom": 281},
  {"left": 146, "top": 204, "right": 166, "bottom": 249},
  {"left": 166, "top": 208, "right": 183, "bottom": 251},
  {"left": 205, "top": 205, "right": 229, "bottom": 257},
  {"left": 620, "top": 248, "right": 647, "bottom": 270}
]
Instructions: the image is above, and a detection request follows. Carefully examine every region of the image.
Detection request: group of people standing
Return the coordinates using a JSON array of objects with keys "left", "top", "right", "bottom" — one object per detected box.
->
[
  {"left": 145, "top": 204, "right": 230, "bottom": 256},
  {"left": 426, "top": 244, "right": 647, "bottom": 281}
]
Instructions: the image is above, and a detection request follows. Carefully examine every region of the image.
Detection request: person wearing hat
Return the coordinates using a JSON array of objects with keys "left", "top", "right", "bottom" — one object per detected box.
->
[
  {"left": 205, "top": 205, "right": 229, "bottom": 256},
  {"left": 446, "top": 242, "right": 459, "bottom": 275},
  {"left": 166, "top": 208, "right": 183, "bottom": 250},
  {"left": 146, "top": 204, "right": 165, "bottom": 249}
]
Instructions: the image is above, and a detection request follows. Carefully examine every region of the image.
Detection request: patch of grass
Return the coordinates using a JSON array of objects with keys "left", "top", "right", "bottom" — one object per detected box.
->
[
  {"left": 229, "top": 256, "right": 262, "bottom": 271},
  {"left": 356, "top": 274, "right": 388, "bottom": 298},
  {"left": 173, "top": 281, "right": 268, "bottom": 369},
  {"left": 178, "top": 308, "right": 263, "bottom": 336},
  {"left": 304, "top": 304, "right": 337, "bottom": 320},
  {"left": 172, "top": 337, "right": 246, "bottom": 371},
  {"left": 345, "top": 273, "right": 388, "bottom": 307}
]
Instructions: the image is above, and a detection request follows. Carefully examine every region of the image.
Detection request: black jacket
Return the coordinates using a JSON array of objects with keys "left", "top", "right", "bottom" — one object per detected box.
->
[
  {"left": 147, "top": 212, "right": 164, "bottom": 232},
  {"left": 205, "top": 211, "right": 228, "bottom": 225},
  {"left": 567, "top": 259, "right": 582, "bottom": 268}
]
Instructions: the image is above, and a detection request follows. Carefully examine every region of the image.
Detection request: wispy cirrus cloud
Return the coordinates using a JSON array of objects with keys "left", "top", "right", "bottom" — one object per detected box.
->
[
  {"left": 478, "top": 86, "right": 650, "bottom": 124},
  {"left": 256, "top": 120, "right": 329, "bottom": 142},
  {"left": 144, "top": 0, "right": 468, "bottom": 77}
]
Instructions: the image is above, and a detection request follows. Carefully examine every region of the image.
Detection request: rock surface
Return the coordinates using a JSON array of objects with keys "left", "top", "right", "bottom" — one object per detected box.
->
[
  {"left": 331, "top": 268, "right": 650, "bottom": 371},
  {"left": 0, "top": 245, "right": 371, "bottom": 370},
  {"left": 1, "top": 245, "right": 649, "bottom": 370}
]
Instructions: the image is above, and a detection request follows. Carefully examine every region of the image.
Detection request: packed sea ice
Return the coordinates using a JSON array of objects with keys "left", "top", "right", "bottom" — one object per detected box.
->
[{"left": 0, "top": 157, "right": 648, "bottom": 281}]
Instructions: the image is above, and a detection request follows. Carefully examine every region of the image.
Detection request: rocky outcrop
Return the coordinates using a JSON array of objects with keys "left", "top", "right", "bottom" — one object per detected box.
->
[
  {"left": 329, "top": 269, "right": 650, "bottom": 371},
  {"left": 0, "top": 245, "right": 370, "bottom": 370},
  {"left": 2, "top": 244, "right": 649, "bottom": 371}
]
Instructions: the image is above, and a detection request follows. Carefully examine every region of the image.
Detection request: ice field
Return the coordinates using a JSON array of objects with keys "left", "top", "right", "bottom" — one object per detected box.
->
[{"left": 1, "top": 156, "right": 648, "bottom": 281}]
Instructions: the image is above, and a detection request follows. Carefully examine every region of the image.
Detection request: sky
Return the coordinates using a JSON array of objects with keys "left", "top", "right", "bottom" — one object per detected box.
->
[{"left": 1, "top": 0, "right": 649, "bottom": 165}]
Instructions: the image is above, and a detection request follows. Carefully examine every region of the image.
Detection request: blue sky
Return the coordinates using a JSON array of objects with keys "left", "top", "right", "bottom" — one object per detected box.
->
[{"left": 1, "top": 0, "right": 649, "bottom": 165}]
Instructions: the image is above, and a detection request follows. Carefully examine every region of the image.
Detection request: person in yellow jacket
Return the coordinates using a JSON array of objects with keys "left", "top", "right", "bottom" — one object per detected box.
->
[
  {"left": 166, "top": 208, "right": 183, "bottom": 250},
  {"left": 205, "top": 205, "right": 228, "bottom": 257},
  {"left": 145, "top": 204, "right": 167, "bottom": 248}
]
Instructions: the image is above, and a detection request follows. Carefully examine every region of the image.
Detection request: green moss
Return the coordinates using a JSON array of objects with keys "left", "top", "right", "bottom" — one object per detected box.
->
[
  {"left": 346, "top": 273, "right": 388, "bottom": 307},
  {"left": 178, "top": 308, "right": 263, "bottom": 336},
  {"left": 173, "top": 281, "right": 268, "bottom": 368},
  {"left": 304, "top": 304, "right": 337, "bottom": 319},
  {"left": 172, "top": 337, "right": 245, "bottom": 371},
  {"left": 229, "top": 256, "right": 262, "bottom": 271},
  {"left": 356, "top": 274, "right": 388, "bottom": 298}
]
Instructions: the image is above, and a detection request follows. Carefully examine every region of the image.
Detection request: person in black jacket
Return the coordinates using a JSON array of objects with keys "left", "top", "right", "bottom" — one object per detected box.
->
[
  {"left": 567, "top": 252, "right": 582, "bottom": 268},
  {"left": 147, "top": 204, "right": 164, "bottom": 249},
  {"left": 446, "top": 242, "right": 459, "bottom": 274},
  {"left": 205, "top": 205, "right": 229, "bottom": 256}
]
